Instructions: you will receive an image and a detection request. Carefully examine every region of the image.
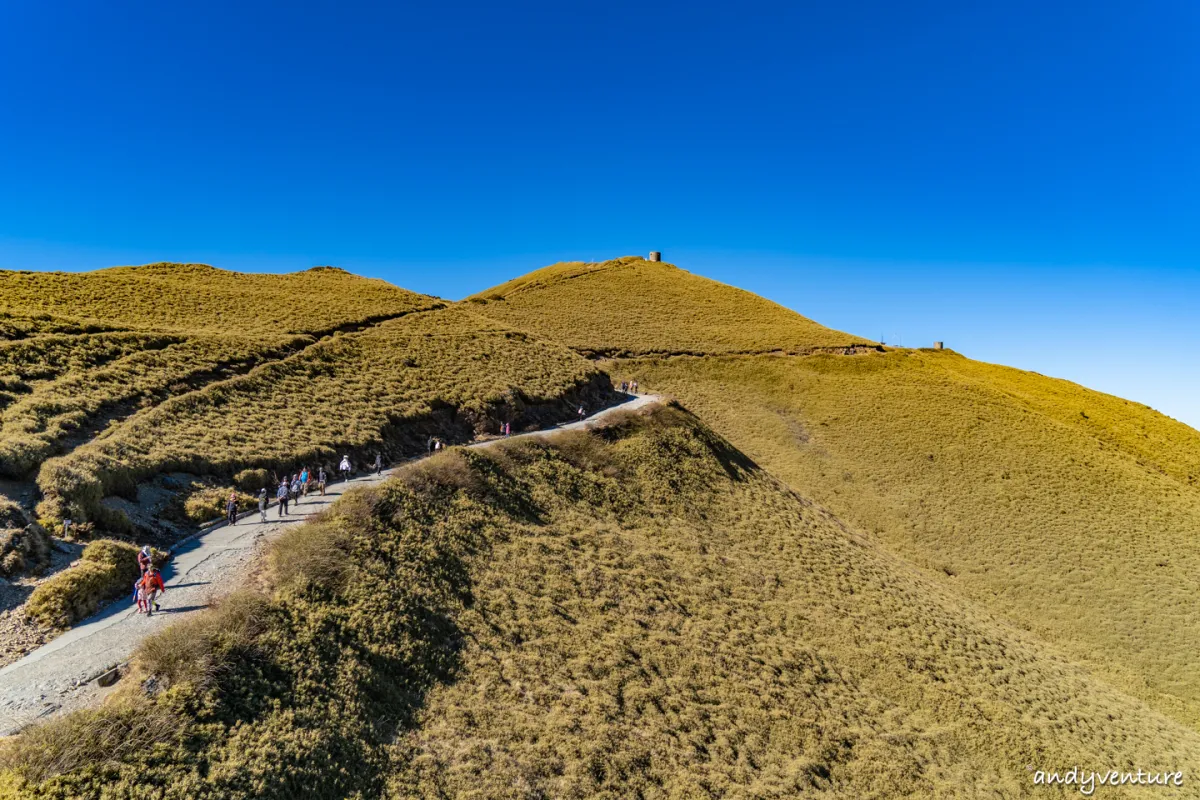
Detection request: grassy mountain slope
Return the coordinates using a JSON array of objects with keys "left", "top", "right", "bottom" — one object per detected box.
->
[
  {"left": 476, "top": 259, "right": 1200, "bottom": 731},
  {"left": 36, "top": 305, "right": 611, "bottom": 532},
  {"left": 4, "top": 407, "right": 1197, "bottom": 798},
  {"left": 0, "top": 263, "right": 422, "bottom": 335},
  {"left": 0, "top": 264, "right": 615, "bottom": 544},
  {"left": 469, "top": 257, "right": 869, "bottom": 356},
  {"left": 0, "top": 264, "right": 436, "bottom": 489}
]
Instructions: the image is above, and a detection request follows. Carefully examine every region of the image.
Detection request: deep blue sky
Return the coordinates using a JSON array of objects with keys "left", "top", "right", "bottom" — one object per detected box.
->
[{"left": 2, "top": 1, "right": 1198, "bottom": 428}]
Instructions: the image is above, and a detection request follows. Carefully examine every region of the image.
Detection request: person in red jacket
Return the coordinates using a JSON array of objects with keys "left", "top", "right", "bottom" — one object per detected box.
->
[{"left": 141, "top": 568, "right": 166, "bottom": 616}]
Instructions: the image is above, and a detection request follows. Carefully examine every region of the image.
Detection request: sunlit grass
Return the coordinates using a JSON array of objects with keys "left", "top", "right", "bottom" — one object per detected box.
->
[
  {"left": 4, "top": 408, "right": 1198, "bottom": 798},
  {"left": 469, "top": 257, "right": 868, "bottom": 356}
]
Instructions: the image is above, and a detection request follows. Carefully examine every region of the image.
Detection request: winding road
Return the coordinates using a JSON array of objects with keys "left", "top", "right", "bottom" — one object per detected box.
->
[{"left": 0, "top": 393, "right": 661, "bottom": 735}]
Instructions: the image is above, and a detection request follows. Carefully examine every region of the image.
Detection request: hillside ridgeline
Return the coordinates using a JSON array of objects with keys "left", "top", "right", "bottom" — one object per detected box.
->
[{"left": 476, "top": 258, "right": 1200, "bottom": 731}]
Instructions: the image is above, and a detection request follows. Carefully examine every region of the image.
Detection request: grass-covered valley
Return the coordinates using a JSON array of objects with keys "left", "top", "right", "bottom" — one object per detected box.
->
[{"left": 0, "top": 258, "right": 1197, "bottom": 798}]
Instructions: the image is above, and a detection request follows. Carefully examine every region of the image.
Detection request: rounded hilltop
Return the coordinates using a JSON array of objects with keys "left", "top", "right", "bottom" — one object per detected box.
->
[{"left": 467, "top": 255, "right": 871, "bottom": 357}]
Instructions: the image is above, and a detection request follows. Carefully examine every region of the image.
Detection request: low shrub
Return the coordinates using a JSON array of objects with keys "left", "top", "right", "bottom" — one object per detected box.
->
[
  {"left": 233, "top": 468, "right": 271, "bottom": 493},
  {"left": 0, "top": 690, "right": 181, "bottom": 786},
  {"left": 24, "top": 540, "right": 161, "bottom": 629},
  {"left": 182, "top": 487, "right": 257, "bottom": 524},
  {"left": 0, "top": 524, "right": 51, "bottom": 579},
  {"left": 137, "top": 591, "right": 271, "bottom": 689}
]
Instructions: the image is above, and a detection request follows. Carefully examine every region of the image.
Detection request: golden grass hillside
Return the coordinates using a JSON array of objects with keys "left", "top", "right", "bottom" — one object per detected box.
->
[
  {"left": 0, "top": 263, "right": 428, "bottom": 335},
  {"left": 476, "top": 261, "right": 1200, "bottom": 735},
  {"left": 3, "top": 407, "right": 1197, "bottom": 799},
  {"left": 36, "top": 306, "right": 613, "bottom": 532},
  {"left": 620, "top": 352, "right": 1200, "bottom": 730},
  {"left": 469, "top": 257, "right": 869, "bottom": 356},
  {"left": 0, "top": 264, "right": 439, "bottom": 487}
]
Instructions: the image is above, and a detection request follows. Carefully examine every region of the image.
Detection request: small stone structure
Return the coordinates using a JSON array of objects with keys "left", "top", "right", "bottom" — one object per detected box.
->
[
  {"left": 648, "top": 251, "right": 661, "bottom": 262},
  {"left": 934, "top": 341, "right": 944, "bottom": 350}
]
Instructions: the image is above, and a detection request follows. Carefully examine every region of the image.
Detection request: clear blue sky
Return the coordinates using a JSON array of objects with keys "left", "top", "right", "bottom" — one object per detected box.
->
[{"left": 2, "top": 1, "right": 1198, "bottom": 428}]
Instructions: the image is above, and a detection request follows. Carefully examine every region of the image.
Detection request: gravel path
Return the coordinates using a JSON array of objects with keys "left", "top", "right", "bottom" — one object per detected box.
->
[{"left": 0, "top": 394, "right": 661, "bottom": 734}]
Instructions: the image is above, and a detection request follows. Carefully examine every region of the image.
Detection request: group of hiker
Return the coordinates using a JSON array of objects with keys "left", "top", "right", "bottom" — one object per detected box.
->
[
  {"left": 620, "top": 380, "right": 639, "bottom": 394},
  {"left": 215, "top": 454, "right": 389, "bottom": 525},
  {"left": 132, "top": 545, "right": 165, "bottom": 617}
]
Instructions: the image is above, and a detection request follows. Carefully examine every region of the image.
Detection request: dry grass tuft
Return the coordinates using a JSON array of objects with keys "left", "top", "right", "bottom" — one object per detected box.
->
[
  {"left": 136, "top": 590, "right": 271, "bottom": 689},
  {"left": 0, "top": 692, "right": 180, "bottom": 786}
]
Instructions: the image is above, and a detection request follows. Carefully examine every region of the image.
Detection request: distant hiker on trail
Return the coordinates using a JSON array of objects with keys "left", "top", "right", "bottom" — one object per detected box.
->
[
  {"left": 291, "top": 475, "right": 302, "bottom": 506},
  {"left": 226, "top": 492, "right": 238, "bottom": 526},
  {"left": 577, "top": 405, "right": 586, "bottom": 422},
  {"left": 621, "top": 381, "right": 628, "bottom": 393},
  {"left": 374, "top": 453, "right": 383, "bottom": 475},
  {"left": 339, "top": 455, "right": 352, "bottom": 481},
  {"left": 277, "top": 480, "right": 289, "bottom": 516},
  {"left": 140, "top": 567, "right": 165, "bottom": 616},
  {"left": 137, "top": 546, "right": 152, "bottom": 574},
  {"left": 428, "top": 436, "right": 436, "bottom": 453},
  {"left": 630, "top": 380, "right": 639, "bottom": 393},
  {"left": 300, "top": 468, "right": 309, "bottom": 497},
  {"left": 318, "top": 467, "right": 327, "bottom": 496},
  {"left": 258, "top": 488, "right": 268, "bottom": 523}
]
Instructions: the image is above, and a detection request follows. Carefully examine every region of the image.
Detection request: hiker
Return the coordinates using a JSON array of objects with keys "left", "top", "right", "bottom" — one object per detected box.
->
[
  {"left": 137, "top": 545, "right": 152, "bottom": 574},
  {"left": 577, "top": 405, "right": 586, "bottom": 421},
  {"left": 318, "top": 466, "right": 327, "bottom": 496},
  {"left": 277, "top": 480, "right": 289, "bottom": 516},
  {"left": 374, "top": 452, "right": 383, "bottom": 475},
  {"left": 226, "top": 491, "right": 238, "bottom": 526},
  {"left": 428, "top": 436, "right": 436, "bottom": 453},
  {"left": 291, "top": 474, "right": 302, "bottom": 506},
  {"left": 300, "top": 467, "right": 309, "bottom": 497},
  {"left": 434, "top": 439, "right": 442, "bottom": 452},
  {"left": 621, "top": 381, "right": 628, "bottom": 393},
  {"left": 339, "top": 455, "right": 352, "bottom": 481},
  {"left": 132, "top": 578, "right": 146, "bottom": 614},
  {"left": 258, "top": 488, "right": 268, "bottom": 523},
  {"left": 141, "top": 567, "right": 166, "bottom": 616}
]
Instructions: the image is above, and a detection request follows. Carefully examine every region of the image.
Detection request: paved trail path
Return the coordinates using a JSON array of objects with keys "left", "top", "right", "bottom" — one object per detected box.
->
[{"left": 0, "top": 394, "right": 661, "bottom": 734}]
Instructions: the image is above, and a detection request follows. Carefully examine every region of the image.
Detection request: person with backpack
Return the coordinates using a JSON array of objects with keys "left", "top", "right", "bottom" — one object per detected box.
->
[
  {"left": 577, "top": 405, "right": 586, "bottom": 422},
  {"left": 374, "top": 452, "right": 383, "bottom": 475},
  {"left": 318, "top": 467, "right": 327, "bottom": 496},
  {"left": 300, "top": 467, "right": 309, "bottom": 497},
  {"left": 339, "top": 455, "right": 352, "bottom": 482},
  {"left": 258, "top": 488, "right": 268, "bottom": 523},
  {"left": 137, "top": 545, "right": 152, "bottom": 574},
  {"left": 226, "top": 491, "right": 238, "bottom": 526},
  {"left": 141, "top": 567, "right": 166, "bottom": 616},
  {"left": 291, "top": 474, "right": 302, "bottom": 507},
  {"left": 277, "top": 480, "right": 289, "bottom": 516}
]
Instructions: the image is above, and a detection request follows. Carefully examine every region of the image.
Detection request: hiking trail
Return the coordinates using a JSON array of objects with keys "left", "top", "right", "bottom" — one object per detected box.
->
[{"left": 0, "top": 393, "right": 661, "bottom": 735}]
